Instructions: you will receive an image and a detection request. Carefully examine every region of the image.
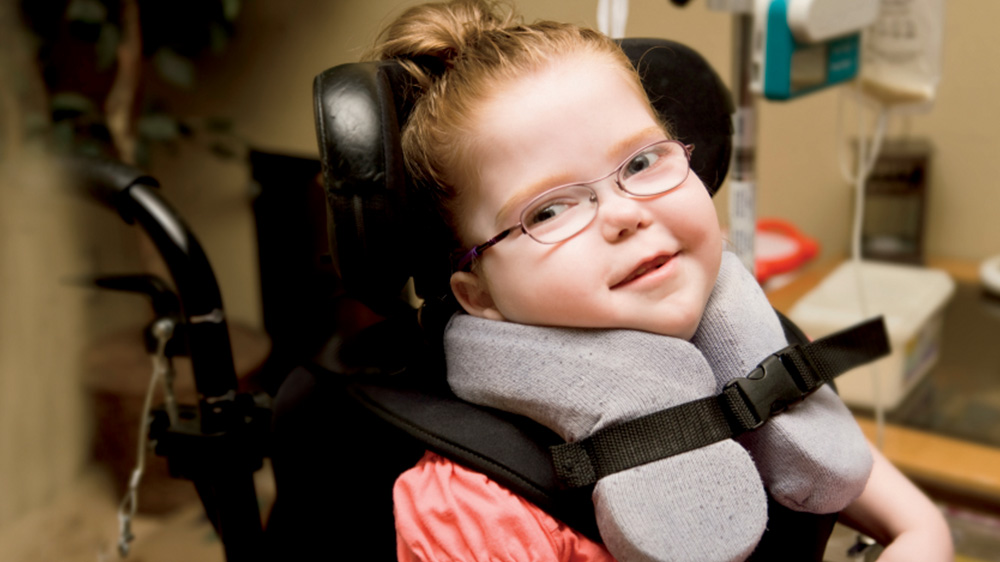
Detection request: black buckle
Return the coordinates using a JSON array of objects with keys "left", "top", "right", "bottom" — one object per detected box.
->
[{"left": 724, "top": 347, "right": 808, "bottom": 430}]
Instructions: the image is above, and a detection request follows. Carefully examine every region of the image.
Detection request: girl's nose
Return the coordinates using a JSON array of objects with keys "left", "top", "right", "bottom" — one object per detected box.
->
[{"left": 599, "top": 186, "right": 650, "bottom": 241}]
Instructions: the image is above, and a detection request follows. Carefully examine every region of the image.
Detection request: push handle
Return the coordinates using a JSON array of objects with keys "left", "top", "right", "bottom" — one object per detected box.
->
[
  {"left": 71, "top": 156, "right": 238, "bottom": 431},
  {"left": 65, "top": 157, "right": 159, "bottom": 218}
]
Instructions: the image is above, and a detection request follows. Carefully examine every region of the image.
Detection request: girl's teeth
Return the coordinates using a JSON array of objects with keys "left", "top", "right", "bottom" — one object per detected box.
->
[
  {"left": 619, "top": 255, "right": 670, "bottom": 286},
  {"left": 627, "top": 263, "right": 655, "bottom": 283}
]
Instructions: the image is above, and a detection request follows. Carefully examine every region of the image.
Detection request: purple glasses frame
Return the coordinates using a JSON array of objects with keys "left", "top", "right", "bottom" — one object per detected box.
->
[{"left": 456, "top": 140, "right": 694, "bottom": 271}]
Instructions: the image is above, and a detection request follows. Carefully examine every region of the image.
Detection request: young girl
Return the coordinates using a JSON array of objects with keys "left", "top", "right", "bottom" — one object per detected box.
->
[{"left": 372, "top": 1, "right": 954, "bottom": 560}]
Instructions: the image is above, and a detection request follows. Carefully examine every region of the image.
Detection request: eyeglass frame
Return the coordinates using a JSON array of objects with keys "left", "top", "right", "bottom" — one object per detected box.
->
[{"left": 456, "top": 139, "right": 694, "bottom": 271}]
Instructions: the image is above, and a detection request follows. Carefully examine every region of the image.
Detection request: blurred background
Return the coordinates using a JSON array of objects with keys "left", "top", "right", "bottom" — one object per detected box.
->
[{"left": 0, "top": 0, "right": 998, "bottom": 560}]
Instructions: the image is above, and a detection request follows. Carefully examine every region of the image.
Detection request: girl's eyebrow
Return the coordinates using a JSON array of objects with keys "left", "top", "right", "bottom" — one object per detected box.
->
[
  {"left": 495, "top": 171, "right": 576, "bottom": 227},
  {"left": 493, "top": 126, "right": 668, "bottom": 227},
  {"left": 606, "top": 125, "right": 669, "bottom": 161}
]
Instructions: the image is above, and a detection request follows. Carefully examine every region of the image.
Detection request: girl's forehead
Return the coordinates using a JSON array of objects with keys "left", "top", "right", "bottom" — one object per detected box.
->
[
  {"left": 452, "top": 53, "right": 663, "bottom": 241},
  {"left": 472, "top": 57, "right": 659, "bottom": 165},
  {"left": 471, "top": 55, "right": 653, "bottom": 144},
  {"left": 495, "top": 51, "right": 644, "bottom": 105}
]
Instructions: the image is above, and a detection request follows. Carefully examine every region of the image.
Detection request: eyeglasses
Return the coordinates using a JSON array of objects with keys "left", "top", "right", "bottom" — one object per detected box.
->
[{"left": 456, "top": 139, "right": 694, "bottom": 271}]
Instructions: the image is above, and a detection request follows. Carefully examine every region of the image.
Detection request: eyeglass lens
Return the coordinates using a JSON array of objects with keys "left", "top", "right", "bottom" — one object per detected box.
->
[{"left": 521, "top": 140, "right": 690, "bottom": 244}]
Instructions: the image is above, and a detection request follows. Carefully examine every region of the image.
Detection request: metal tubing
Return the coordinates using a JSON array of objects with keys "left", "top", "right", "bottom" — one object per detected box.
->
[
  {"left": 198, "top": 474, "right": 266, "bottom": 561},
  {"left": 729, "top": 13, "right": 759, "bottom": 274},
  {"left": 119, "top": 182, "right": 239, "bottom": 432}
]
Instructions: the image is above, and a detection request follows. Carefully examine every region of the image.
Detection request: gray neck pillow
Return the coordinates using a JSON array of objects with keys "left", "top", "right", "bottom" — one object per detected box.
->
[
  {"left": 691, "top": 251, "right": 872, "bottom": 513},
  {"left": 444, "top": 251, "right": 872, "bottom": 562}
]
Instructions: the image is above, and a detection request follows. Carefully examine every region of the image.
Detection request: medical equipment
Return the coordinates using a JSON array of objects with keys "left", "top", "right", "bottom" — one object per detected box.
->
[
  {"left": 692, "top": 0, "right": 876, "bottom": 272},
  {"left": 751, "top": 0, "right": 879, "bottom": 100},
  {"left": 706, "top": 0, "right": 761, "bottom": 273},
  {"left": 860, "top": 0, "right": 946, "bottom": 111},
  {"left": 596, "top": 0, "right": 628, "bottom": 38},
  {"left": 830, "top": 0, "right": 948, "bottom": 434}
]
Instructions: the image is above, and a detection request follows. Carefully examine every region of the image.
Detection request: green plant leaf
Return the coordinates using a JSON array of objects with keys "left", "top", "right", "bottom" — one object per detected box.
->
[
  {"left": 154, "top": 48, "right": 195, "bottom": 89},
  {"left": 65, "top": 0, "right": 107, "bottom": 23},
  {"left": 210, "top": 142, "right": 237, "bottom": 159},
  {"left": 96, "top": 23, "right": 120, "bottom": 70},
  {"left": 210, "top": 22, "right": 230, "bottom": 54},
  {"left": 222, "top": 0, "right": 241, "bottom": 21},
  {"left": 137, "top": 114, "right": 180, "bottom": 141},
  {"left": 52, "top": 121, "right": 76, "bottom": 151},
  {"left": 51, "top": 92, "right": 96, "bottom": 116},
  {"left": 203, "top": 116, "right": 234, "bottom": 133},
  {"left": 134, "top": 138, "right": 150, "bottom": 167},
  {"left": 77, "top": 139, "right": 105, "bottom": 157}
]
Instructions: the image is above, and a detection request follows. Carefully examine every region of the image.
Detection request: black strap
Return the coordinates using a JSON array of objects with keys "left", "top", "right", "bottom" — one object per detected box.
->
[{"left": 551, "top": 316, "right": 890, "bottom": 488}]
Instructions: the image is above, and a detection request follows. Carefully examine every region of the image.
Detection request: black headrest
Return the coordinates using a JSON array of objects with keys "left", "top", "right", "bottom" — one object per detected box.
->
[{"left": 314, "top": 38, "right": 732, "bottom": 318}]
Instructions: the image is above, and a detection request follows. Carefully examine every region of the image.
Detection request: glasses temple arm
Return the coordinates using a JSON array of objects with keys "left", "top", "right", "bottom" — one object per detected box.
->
[{"left": 456, "top": 227, "right": 515, "bottom": 271}]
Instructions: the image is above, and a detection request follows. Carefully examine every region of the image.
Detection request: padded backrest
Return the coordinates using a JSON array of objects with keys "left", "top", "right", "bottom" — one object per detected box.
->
[{"left": 313, "top": 38, "right": 733, "bottom": 318}]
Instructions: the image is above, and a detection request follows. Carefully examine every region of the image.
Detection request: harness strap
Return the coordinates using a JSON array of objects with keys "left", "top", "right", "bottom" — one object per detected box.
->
[{"left": 551, "top": 316, "right": 889, "bottom": 488}]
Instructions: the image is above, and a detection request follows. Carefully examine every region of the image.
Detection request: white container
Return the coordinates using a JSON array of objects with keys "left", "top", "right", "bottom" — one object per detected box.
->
[{"left": 788, "top": 260, "right": 955, "bottom": 410}]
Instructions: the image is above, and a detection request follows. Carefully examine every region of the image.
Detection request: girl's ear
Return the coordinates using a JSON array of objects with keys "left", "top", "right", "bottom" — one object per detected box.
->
[{"left": 450, "top": 271, "right": 505, "bottom": 321}]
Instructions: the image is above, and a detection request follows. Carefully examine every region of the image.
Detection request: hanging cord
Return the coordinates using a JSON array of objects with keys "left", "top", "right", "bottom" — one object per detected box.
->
[
  {"left": 837, "top": 84, "right": 890, "bottom": 449},
  {"left": 837, "top": 87, "right": 889, "bottom": 186},
  {"left": 113, "top": 317, "right": 178, "bottom": 559}
]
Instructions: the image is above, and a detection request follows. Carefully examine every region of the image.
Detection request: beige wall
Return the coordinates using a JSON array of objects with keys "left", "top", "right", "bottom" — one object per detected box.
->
[
  {"left": 177, "top": 0, "right": 998, "bottom": 263},
  {"left": 0, "top": 154, "right": 148, "bottom": 528}
]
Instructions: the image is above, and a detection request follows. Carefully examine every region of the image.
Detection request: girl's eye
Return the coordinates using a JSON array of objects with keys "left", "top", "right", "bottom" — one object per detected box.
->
[
  {"left": 622, "top": 146, "right": 667, "bottom": 179},
  {"left": 524, "top": 199, "right": 575, "bottom": 226}
]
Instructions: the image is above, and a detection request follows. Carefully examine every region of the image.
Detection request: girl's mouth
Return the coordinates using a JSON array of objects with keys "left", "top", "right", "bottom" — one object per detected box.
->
[{"left": 612, "top": 254, "right": 674, "bottom": 288}]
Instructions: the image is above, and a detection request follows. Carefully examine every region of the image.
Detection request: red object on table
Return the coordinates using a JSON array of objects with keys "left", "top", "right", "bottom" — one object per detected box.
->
[{"left": 754, "top": 218, "right": 819, "bottom": 284}]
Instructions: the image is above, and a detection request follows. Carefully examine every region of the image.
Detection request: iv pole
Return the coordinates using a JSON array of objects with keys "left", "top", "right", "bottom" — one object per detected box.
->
[
  {"left": 730, "top": 11, "right": 758, "bottom": 275},
  {"left": 709, "top": 0, "right": 759, "bottom": 275}
]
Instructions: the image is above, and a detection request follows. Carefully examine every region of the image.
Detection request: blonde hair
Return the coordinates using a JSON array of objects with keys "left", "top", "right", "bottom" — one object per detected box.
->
[{"left": 370, "top": 0, "right": 644, "bottom": 243}]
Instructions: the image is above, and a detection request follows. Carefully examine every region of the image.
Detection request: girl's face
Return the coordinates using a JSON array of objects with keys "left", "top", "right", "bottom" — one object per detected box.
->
[{"left": 449, "top": 52, "right": 722, "bottom": 340}]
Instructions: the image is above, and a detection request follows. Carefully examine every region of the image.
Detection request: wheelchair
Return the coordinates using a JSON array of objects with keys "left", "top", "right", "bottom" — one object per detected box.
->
[{"left": 77, "top": 37, "right": 861, "bottom": 561}]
